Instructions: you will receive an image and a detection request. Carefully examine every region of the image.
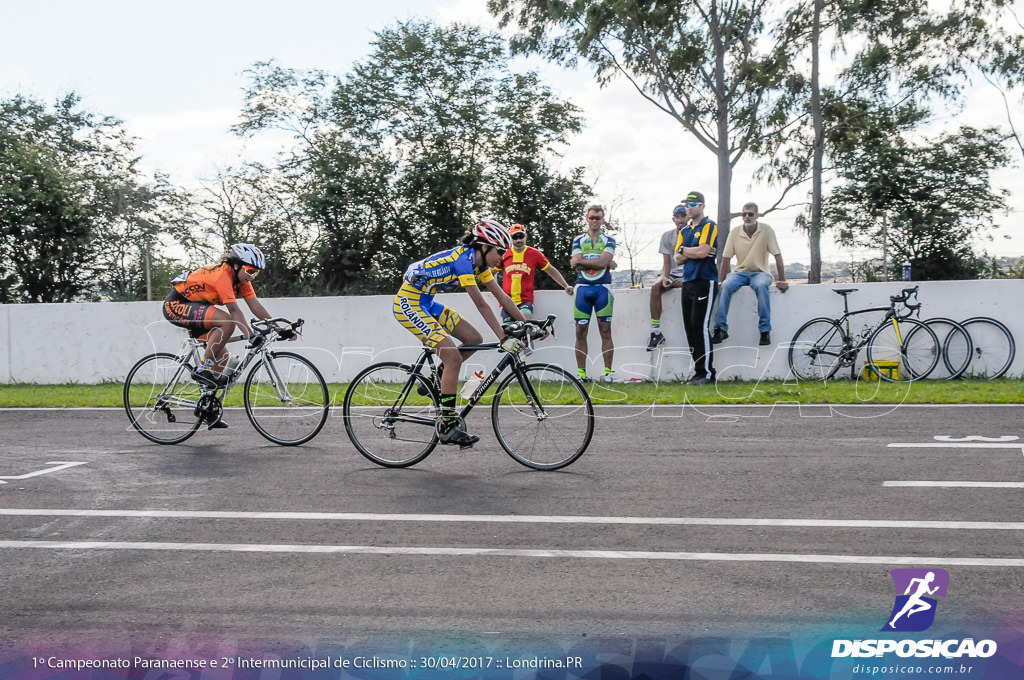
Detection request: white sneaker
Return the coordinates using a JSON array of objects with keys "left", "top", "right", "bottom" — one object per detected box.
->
[{"left": 601, "top": 371, "right": 616, "bottom": 383}]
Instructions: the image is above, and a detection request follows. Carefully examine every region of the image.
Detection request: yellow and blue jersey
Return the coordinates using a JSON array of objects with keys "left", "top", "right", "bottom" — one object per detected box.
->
[
  {"left": 680, "top": 217, "right": 718, "bottom": 282},
  {"left": 403, "top": 245, "right": 496, "bottom": 294}
]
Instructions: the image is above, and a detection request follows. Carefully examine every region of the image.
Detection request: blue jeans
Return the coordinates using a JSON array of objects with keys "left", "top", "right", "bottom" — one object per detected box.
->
[{"left": 714, "top": 271, "right": 773, "bottom": 333}]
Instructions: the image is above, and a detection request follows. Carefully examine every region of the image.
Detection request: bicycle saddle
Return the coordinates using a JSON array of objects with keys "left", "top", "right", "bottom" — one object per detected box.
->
[{"left": 832, "top": 288, "right": 858, "bottom": 296}]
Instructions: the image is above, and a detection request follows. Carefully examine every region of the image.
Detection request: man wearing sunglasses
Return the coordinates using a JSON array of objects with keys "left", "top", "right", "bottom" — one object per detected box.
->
[
  {"left": 570, "top": 204, "right": 617, "bottom": 382},
  {"left": 500, "top": 223, "right": 574, "bottom": 322},
  {"left": 163, "top": 243, "right": 279, "bottom": 402},
  {"left": 673, "top": 192, "right": 719, "bottom": 385},
  {"left": 711, "top": 202, "right": 789, "bottom": 347}
]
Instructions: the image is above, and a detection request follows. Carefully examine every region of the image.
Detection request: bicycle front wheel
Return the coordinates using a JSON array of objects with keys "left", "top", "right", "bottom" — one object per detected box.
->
[
  {"left": 866, "top": 317, "right": 939, "bottom": 382},
  {"left": 491, "top": 363, "right": 594, "bottom": 471},
  {"left": 244, "top": 351, "right": 330, "bottom": 446},
  {"left": 343, "top": 362, "right": 439, "bottom": 468},
  {"left": 915, "top": 317, "right": 972, "bottom": 380},
  {"left": 961, "top": 317, "right": 1015, "bottom": 379},
  {"left": 124, "top": 352, "right": 202, "bottom": 444},
  {"left": 788, "top": 318, "right": 848, "bottom": 381}
]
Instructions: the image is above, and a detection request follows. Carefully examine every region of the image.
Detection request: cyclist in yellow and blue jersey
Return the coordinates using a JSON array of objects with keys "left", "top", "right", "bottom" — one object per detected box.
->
[{"left": 393, "top": 219, "right": 527, "bottom": 448}]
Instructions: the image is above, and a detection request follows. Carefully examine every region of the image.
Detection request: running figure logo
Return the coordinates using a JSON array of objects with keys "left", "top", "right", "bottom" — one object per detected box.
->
[{"left": 881, "top": 568, "right": 949, "bottom": 632}]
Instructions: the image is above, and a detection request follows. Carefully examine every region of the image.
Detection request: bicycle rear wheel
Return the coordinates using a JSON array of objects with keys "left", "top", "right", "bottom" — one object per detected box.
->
[
  {"left": 124, "top": 352, "right": 202, "bottom": 444},
  {"left": 866, "top": 317, "right": 939, "bottom": 382},
  {"left": 961, "top": 317, "right": 1016, "bottom": 379},
  {"left": 491, "top": 363, "right": 594, "bottom": 471},
  {"left": 343, "top": 362, "right": 439, "bottom": 468},
  {"left": 244, "top": 351, "right": 330, "bottom": 446},
  {"left": 788, "top": 318, "right": 848, "bottom": 381}
]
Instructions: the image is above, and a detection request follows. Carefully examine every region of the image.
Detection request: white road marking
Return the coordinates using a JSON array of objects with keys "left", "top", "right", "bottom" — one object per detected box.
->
[
  {"left": 885, "top": 481, "right": 1024, "bottom": 488},
  {"left": 0, "top": 462, "right": 87, "bottom": 485},
  {"left": 886, "top": 436, "right": 1024, "bottom": 487},
  {"left": 0, "top": 539, "right": 1020, "bottom": 567},
  {"left": 888, "top": 443, "right": 1024, "bottom": 452},
  {"left": 1, "top": 508, "right": 1023, "bottom": 530}
]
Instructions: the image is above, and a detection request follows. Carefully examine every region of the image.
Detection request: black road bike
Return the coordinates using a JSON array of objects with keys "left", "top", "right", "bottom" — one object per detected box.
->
[
  {"left": 788, "top": 287, "right": 940, "bottom": 382},
  {"left": 342, "top": 315, "right": 594, "bottom": 470}
]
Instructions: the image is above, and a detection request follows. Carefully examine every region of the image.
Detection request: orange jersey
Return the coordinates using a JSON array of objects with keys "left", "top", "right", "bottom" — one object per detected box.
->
[
  {"left": 501, "top": 246, "right": 550, "bottom": 305},
  {"left": 172, "top": 263, "right": 255, "bottom": 305}
]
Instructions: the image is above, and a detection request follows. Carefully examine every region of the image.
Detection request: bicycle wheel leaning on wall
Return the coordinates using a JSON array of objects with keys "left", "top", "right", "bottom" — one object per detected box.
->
[{"left": 959, "top": 317, "right": 1016, "bottom": 379}]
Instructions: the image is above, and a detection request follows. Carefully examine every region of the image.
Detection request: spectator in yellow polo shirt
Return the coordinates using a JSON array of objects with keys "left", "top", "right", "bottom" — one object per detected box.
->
[
  {"left": 711, "top": 202, "right": 789, "bottom": 346},
  {"left": 500, "top": 223, "right": 574, "bottom": 321}
]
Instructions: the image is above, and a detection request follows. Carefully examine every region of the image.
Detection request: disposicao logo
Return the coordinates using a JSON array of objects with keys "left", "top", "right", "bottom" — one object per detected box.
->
[
  {"left": 831, "top": 567, "right": 998, "bottom": 660},
  {"left": 881, "top": 568, "right": 949, "bottom": 632}
]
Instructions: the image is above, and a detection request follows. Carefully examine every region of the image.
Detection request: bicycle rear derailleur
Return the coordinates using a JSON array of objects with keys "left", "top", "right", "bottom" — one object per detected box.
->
[{"left": 194, "top": 394, "right": 224, "bottom": 429}]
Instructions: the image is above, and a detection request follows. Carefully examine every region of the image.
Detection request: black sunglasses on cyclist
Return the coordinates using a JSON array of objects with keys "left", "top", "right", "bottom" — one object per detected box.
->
[{"left": 511, "top": 234, "right": 527, "bottom": 240}]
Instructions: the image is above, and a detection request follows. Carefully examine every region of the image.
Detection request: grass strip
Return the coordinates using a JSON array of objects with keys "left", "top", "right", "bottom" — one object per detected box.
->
[{"left": 1, "top": 378, "right": 1021, "bottom": 408}]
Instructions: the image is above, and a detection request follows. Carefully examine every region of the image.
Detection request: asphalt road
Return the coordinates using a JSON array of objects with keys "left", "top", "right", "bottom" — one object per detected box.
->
[{"left": 2, "top": 404, "right": 1022, "bottom": 648}]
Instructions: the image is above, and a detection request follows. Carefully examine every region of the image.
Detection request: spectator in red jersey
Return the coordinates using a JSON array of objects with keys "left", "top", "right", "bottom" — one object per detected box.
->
[{"left": 499, "top": 223, "right": 574, "bottom": 321}]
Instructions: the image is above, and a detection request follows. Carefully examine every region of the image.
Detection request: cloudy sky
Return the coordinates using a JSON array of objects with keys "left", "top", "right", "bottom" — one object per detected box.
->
[{"left": 2, "top": 0, "right": 1021, "bottom": 270}]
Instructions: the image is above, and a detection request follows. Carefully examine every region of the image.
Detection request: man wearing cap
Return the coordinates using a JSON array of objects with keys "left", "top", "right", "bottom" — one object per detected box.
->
[
  {"left": 711, "top": 201, "right": 789, "bottom": 346},
  {"left": 647, "top": 204, "right": 689, "bottom": 350},
  {"left": 500, "top": 223, "right": 574, "bottom": 322},
  {"left": 674, "top": 191, "right": 719, "bottom": 384}
]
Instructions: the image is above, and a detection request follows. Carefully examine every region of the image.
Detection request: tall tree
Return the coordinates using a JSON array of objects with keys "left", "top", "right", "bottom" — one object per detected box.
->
[
  {"left": 825, "top": 112, "right": 1010, "bottom": 281},
  {"left": 235, "top": 21, "right": 592, "bottom": 294},
  {"left": 760, "top": 0, "right": 1021, "bottom": 281},
  {"left": 488, "top": 0, "right": 801, "bottom": 253},
  {"left": 0, "top": 94, "right": 154, "bottom": 302}
]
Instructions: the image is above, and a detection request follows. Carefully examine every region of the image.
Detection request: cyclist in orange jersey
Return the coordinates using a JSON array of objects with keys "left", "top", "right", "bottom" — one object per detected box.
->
[{"left": 163, "top": 243, "right": 281, "bottom": 393}]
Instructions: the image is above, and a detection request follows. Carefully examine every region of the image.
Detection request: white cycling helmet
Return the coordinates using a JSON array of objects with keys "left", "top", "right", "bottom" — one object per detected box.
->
[
  {"left": 472, "top": 219, "right": 513, "bottom": 251},
  {"left": 228, "top": 243, "right": 266, "bottom": 270}
]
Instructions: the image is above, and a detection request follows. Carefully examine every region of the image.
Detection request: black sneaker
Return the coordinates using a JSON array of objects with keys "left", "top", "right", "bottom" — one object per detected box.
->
[
  {"left": 710, "top": 327, "right": 729, "bottom": 344},
  {"left": 208, "top": 419, "right": 229, "bottom": 430},
  {"left": 438, "top": 424, "right": 479, "bottom": 448},
  {"left": 647, "top": 332, "right": 666, "bottom": 351},
  {"left": 194, "top": 368, "right": 227, "bottom": 388},
  {"left": 759, "top": 331, "right": 771, "bottom": 346}
]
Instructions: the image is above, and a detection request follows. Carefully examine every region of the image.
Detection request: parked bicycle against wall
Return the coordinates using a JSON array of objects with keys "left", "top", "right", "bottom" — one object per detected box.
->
[
  {"left": 124, "top": 318, "right": 329, "bottom": 445},
  {"left": 342, "top": 314, "right": 594, "bottom": 471},
  {"left": 788, "top": 286, "right": 940, "bottom": 383}
]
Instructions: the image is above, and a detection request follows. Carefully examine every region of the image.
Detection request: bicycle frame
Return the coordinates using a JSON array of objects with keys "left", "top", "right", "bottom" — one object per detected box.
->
[
  {"left": 169, "top": 319, "right": 301, "bottom": 401},
  {"left": 394, "top": 342, "right": 526, "bottom": 424}
]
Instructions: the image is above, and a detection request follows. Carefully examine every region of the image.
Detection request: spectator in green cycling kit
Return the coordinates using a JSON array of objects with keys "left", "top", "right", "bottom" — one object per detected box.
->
[
  {"left": 393, "top": 220, "right": 528, "bottom": 449},
  {"left": 571, "top": 204, "right": 617, "bottom": 383}
]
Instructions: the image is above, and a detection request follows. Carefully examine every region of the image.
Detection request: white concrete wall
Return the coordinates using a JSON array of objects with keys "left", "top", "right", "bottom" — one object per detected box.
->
[{"left": 1, "top": 280, "right": 1021, "bottom": 384}]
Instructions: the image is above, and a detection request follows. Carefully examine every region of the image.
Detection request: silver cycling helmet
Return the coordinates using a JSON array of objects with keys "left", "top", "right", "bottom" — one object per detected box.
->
[{"left": 227, "top": 243, "right": 266, "bottom": 270}]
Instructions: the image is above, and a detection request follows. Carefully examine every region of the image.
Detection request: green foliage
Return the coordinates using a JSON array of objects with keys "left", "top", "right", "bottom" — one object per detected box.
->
[
  {"left": 489, "top": 0, "right": 803, "bottom": 247},
  {"left": 825, "top": 107, "right": 1011, "bottom": 280},
  {"left": 234, "top": 20, "right": 591, "bottom": 295},
  {"left": 0, "top": 94, "right": 179, "bottom": 302}
]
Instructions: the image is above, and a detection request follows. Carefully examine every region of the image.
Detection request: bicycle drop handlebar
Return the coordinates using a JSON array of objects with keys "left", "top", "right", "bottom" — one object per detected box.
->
[
  {"left": 889, "top": 286, "right": 921, "bottom": 318},
  {"left": 247, "top": 317, "right": 305, "bottom": 348},
  {"left": 499, "top": 314, "right": 557, "bottom": 353}
]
